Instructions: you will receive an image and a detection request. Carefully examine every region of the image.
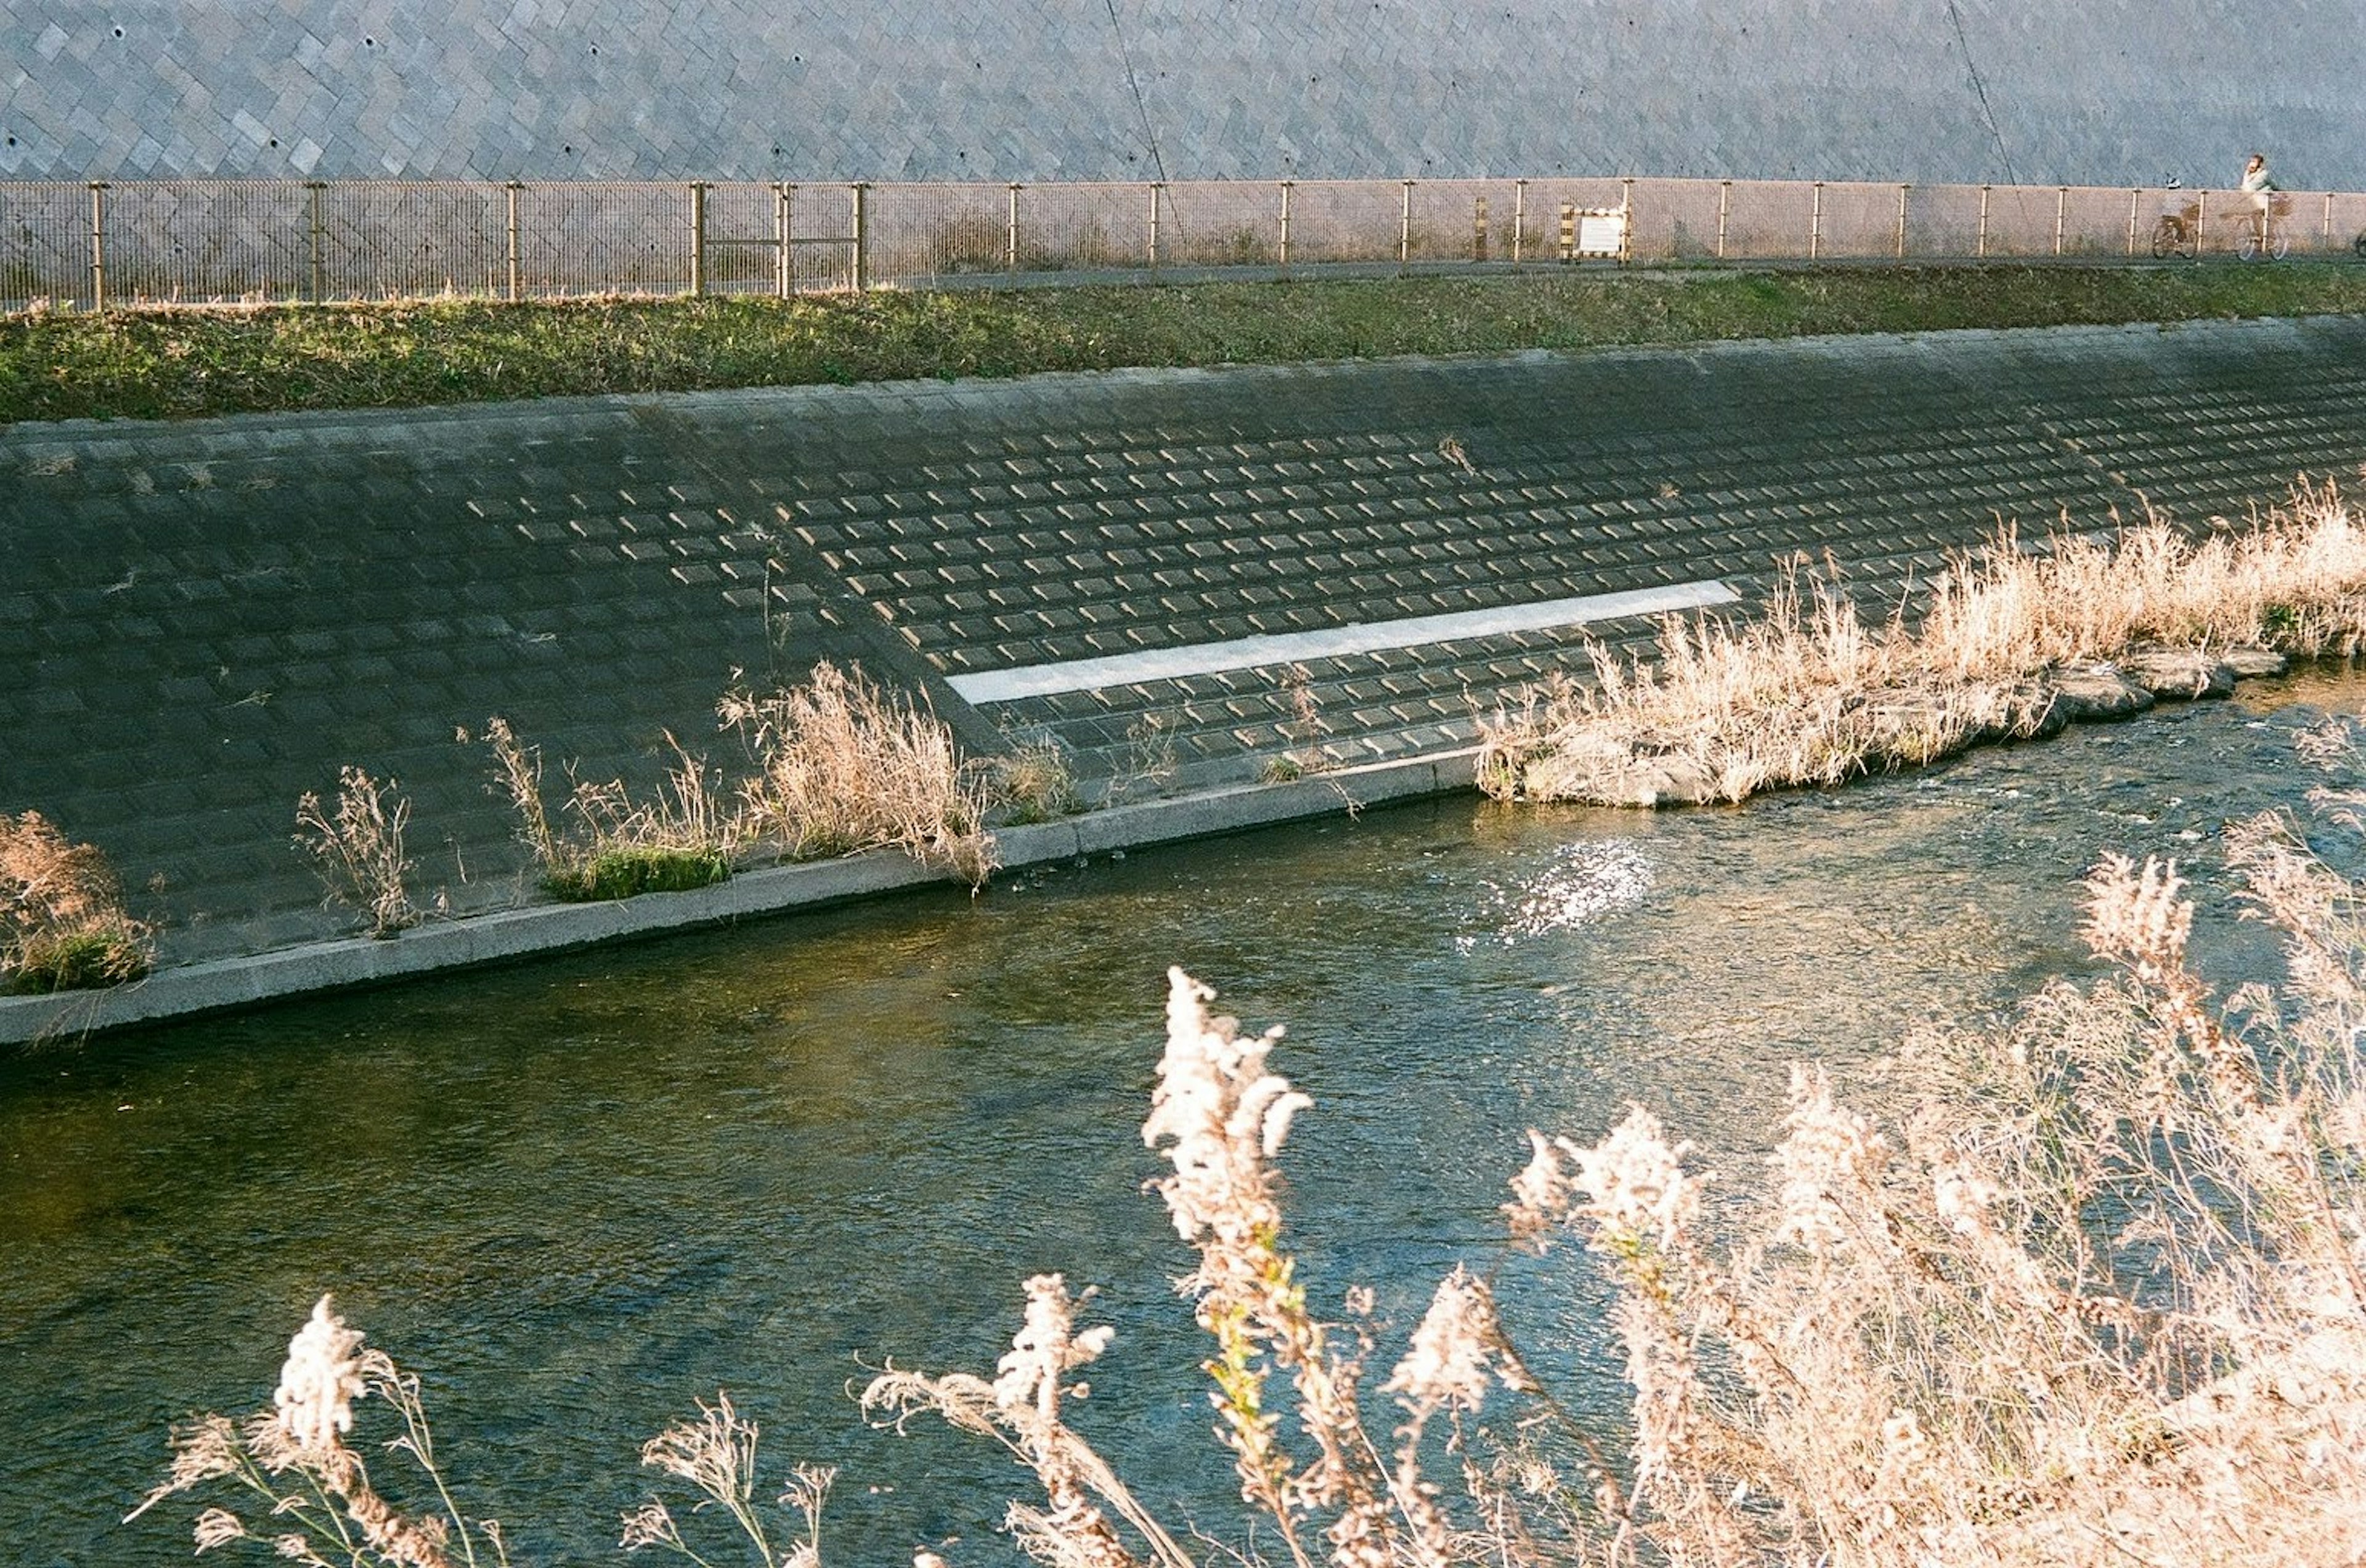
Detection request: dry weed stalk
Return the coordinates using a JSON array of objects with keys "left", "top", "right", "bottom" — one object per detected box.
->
[
  {"left": 721, "top": 661, "right": 995, "bottom": 888},
  {"left": 129, "top": 1295, "right": 508, "bottom": 1568},
  {"left": 1482, "top": 481, "right": 2366, "bottom": 805},
  {"left": 622, "top": 1390, "right": 835, "bottom": 1567},
  {"left": 295, "top": 766, "right": 417, "bottom": 937},
  {"left": 0, "top": 809, "right": 151, "bottom": 991}
]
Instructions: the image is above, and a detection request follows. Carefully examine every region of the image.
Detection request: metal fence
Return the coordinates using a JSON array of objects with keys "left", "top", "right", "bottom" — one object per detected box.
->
[{"left": 6, "top": 175, "right": 2364, "bottom": 310}]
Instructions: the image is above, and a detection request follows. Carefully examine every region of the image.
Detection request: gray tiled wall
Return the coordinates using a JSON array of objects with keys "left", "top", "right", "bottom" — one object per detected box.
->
[{"left": 2, "top": 1, "right": 2357, "bottom": 189}]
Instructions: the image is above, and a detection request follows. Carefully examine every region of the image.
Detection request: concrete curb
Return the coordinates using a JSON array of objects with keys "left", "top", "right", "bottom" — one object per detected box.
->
[{"left": 0, "top": 747, "right": 1479, "bottom": 1045}]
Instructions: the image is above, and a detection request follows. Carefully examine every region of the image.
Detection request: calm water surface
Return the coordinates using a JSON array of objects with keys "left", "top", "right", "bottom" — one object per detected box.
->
[{"left": 7, "top": 673, "right": 2362, "bottom": 1566}]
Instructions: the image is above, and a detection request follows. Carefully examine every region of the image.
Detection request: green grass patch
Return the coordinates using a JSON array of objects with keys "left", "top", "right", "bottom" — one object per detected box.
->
[
  {"left": 542, "top": 845, "right": 730, "bottom": 903},
  {"left": 6, "top": 928, "right": 151, "bottom": 994},
  {"left": 7, "top": 262, "right": 2366, "bottom": 423}
]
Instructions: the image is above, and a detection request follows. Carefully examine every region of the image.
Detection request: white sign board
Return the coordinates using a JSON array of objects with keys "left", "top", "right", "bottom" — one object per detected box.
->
[{"left": 1575, "top": 213, "right": 1627, "bottom": 257}]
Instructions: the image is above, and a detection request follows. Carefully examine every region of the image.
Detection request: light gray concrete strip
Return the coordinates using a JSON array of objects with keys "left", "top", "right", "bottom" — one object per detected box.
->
[
  {"left": 0, "top": 748, "right": 1476, "bottom": 1045},
  {"left": 947, "top": 583, "right": 1740, "bottom": 704}
]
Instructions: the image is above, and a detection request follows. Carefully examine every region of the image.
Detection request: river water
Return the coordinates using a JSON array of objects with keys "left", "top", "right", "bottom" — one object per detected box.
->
[{"left": 7, "top": 671, "right": 2361, "bottom": 1567}]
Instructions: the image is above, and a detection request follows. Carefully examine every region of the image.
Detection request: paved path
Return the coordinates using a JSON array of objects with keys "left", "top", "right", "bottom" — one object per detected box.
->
[{"left": 7, "top": 316, "right": 2366, "bottom": 966}]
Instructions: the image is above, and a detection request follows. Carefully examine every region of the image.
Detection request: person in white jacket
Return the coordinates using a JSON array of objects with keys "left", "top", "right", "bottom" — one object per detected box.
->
[{"left": 2240, "top": 152, "right": 2282, "bottom": 252}]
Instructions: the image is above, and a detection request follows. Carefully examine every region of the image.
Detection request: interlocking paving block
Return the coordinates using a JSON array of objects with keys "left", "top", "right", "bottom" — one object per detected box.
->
[{"left": 9, "top": 319, "right": 2366, "bottom": 964}]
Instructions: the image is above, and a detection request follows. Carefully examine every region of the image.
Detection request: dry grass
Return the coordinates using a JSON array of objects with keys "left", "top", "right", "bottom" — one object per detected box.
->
[
  {"left": 293, "top": 766, "right": 417, "bottom": 937},
  {"left": 1481, "top": 480, "right": 2366, "bottom": 806},
  {"left": 721, "top": 660, "right": 996, "bottom": 888},
  {"left": 0, "top": 810, "right": 151, "bottom": 993}
]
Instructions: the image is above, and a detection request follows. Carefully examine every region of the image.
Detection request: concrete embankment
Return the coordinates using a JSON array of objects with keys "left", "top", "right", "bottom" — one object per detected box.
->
[{"left": 8, "top": 315, "right": 2366, "bottom": 1038}]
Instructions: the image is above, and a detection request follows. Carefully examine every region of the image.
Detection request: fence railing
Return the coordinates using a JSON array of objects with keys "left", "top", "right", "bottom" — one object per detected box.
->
[{"left": 7, "top": 176, "right": 2364, "bottom": 310}]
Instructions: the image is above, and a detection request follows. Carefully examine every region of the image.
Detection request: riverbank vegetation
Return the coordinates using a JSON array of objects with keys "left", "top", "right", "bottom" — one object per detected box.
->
[
  {"left": 1480, "top": 481, "right": 2366, "bottom": 806},
  {"left": 134, "top": 749, "right": 2366, "bottom": 1564},
  {"left": 9, "top": 263, "right": 2366, "bottom": 423},
  {"left": 473, "top": 660, "right": 994, "bottom": 905},
  {"left": 0, "top": 810, "right": 150, "bottom": 993}
]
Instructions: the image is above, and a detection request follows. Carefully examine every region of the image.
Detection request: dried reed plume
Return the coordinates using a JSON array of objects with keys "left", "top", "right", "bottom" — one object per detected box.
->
[
  {"left": 721, "top": 660, "right": 995, "bottom": 888},
  {"left": 0, "top": 808, "right": 150, "bottom": 992},
  {"left": 131, "top": 1294, "right": 508, "bottom": 1568},
  {"left": 295, "top": 766, "right": 417, "bottom": 937},
  {"left": 1483, "top": 480, "right": 2366, "bottom": 806}
]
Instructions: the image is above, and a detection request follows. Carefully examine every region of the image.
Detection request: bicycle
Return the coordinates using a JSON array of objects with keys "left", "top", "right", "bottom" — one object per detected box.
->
[
  {"left": 2235, "top": 192, "right": 2293, "bottom": 261},
  {"left": 2151, "top": 177, "right": 2201, "bottom": 259}
]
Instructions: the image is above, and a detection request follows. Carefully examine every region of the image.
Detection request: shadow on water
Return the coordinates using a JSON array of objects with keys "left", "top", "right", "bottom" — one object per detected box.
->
[{"left": 7, "top": 668, "right": 2365, "bottom": 1565}]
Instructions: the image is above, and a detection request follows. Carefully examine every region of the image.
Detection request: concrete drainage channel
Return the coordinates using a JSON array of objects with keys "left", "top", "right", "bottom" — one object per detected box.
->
[{"left": 0, "top": 749, "right": 1478, "bottom": 1046}]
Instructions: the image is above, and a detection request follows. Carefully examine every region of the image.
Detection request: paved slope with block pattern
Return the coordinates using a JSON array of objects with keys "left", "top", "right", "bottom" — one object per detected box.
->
[{"left": 6, "top": 315, "right": 2365, "bottom": 967}]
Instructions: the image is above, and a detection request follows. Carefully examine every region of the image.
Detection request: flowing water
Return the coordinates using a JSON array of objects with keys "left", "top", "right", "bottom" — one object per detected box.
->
[{"left": 7, "top": 672, "right": 2365, "bottom": 1567}]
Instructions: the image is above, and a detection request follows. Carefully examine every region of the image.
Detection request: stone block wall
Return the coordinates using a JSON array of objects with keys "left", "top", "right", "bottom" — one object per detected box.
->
[{"left": 1, "top": 0, "right": 2357, "bottom": 191}]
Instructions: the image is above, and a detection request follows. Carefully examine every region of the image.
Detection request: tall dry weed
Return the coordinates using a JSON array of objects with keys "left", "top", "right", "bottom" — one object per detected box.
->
[
  {"left": 1484, "top": 481, "right": 2366, "bottom": 805},
  {"left": 294, "top": 766, "right": 417, "bottom": 937},
  {"left": 721, "top": 660, "right": 995, "bottom": 888},
  {"left": 0, "top": 810, "right": 151, "bottom": 991}
]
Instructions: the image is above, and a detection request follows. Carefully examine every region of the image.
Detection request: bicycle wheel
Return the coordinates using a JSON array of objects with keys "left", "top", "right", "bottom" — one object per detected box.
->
[
  {"left": 2355, "top": 229, "right": 2366, "bottom": 260},
  {"left": 2152, "top": 217, "right": 2181, "bottom": 260},
  {"left": 2269, "top": 221, "right": 2290, "bottom": 261},
  {"left": 2237, "top": 223, "right": 2259, "bottom": 261}
]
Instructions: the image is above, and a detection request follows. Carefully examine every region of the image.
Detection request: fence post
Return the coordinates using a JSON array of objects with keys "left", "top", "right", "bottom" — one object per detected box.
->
[
  {"left": 1147, "top": 182, "right": 1161, "bottom": 272},
  {"left": 2054, "top": 185, "right": 2067, "bottom": 256},
  {"left": 1809, "top": 180, "right": 1823, "bottom": 261},
  {"left": 1278, "top": 180, "right": 1293, "bottom": 276},
  {"left": 1896, "top": 183, "right": 1910, "bottom": 259},
  {"left": 1716, "top": 179, "right": 1730, "bottom": 261},
  {"left": 775, "top": 182, "right": 792, "bottom": 298},
  {"left": 1399, "top": 178, "right": 1413, "bottom": 270},
  {"left": 2325, "top": 190, "right": 2335, "bottom": 251},
  {"left": 2126, "top": 188, "right": 2139, "bottom": 258},
  {"left": 87, "top": 181, "right": 108, "bottom": 311},
  {"left": 307, "top": 181, "right": 326, "bottom": 303},
  {"left": 689, "top": 181, "right": 709, "bottom": 296},
  {"left": 1620, "top": 176, "right": 1634, "bottom": 263},
  {"left": 1473, "top": 194, "right": 1488, "bottom": 262},
  {"left": 1512, "top": 179, "right": 1526, "bottom": 264},
  {"left": 505, "top": 182, "right": 522, "bottom": 301},
  {"left": 1977, "top": 184, "right": 1991, "bottom": 259},
  {"left": 851, "top": 182, "right": 869, "bottom": 291},
  {"left": 1006, "top": 182, "right": 1022, "bottom": 274}
]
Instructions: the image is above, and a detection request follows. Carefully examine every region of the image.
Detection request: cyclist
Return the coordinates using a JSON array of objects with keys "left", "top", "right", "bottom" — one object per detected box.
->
[{"left": 2240, "top": 152, "right": 2283, "bottom": 255}]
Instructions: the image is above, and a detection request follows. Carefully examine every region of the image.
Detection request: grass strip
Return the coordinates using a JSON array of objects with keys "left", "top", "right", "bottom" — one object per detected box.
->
[{"left": 7, "top": 263, "right": 2366, "bottom": 424}]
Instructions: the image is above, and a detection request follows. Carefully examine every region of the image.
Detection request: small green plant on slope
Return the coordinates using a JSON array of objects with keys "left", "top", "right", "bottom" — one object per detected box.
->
[
  {"left": 0, "top": 810, "right": 151, "bottom": 993},
  {"left": 475, "top": 718, "right": 731, "bottom": 902},
  {"left": 988, "top": 732, "right": 1081, "bottom": 824},
  {"left": 294, "top": 767, "right": 418, "bottom": 938},
  {"left": 1259, "top": 665, "right": 1332, "bottom": 784},
  {"left": 720, "top": 660, "right": 996, "bottom": 889}
]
